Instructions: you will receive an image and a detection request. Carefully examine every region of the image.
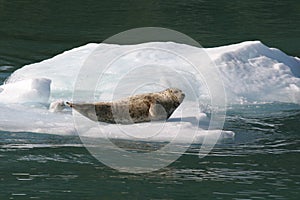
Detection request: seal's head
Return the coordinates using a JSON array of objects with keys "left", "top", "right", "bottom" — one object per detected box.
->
[{"left": 164, "top": 88, "right": 185, "bottom": 103}]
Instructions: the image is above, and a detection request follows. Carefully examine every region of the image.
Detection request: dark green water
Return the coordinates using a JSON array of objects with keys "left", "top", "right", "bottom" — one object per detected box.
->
[
  {"left": 0, "top": 0, "right": 300, "bottom": 199},
  {"left": 0, "top": 104, "right": 300, "bottom": 199},
  {"left": 0, "top": 0, "right": 299, "bottom": 68}
]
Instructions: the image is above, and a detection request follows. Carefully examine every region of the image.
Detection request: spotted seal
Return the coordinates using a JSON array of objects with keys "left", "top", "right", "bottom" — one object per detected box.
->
[{"left": 66, "top": 88, "right": 185, "bottom": 124}]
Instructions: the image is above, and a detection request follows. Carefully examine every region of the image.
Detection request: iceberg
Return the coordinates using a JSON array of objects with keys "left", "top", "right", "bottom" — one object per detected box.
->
[{"left": 0, "top": 41, "right": 299, "bottom": 142}]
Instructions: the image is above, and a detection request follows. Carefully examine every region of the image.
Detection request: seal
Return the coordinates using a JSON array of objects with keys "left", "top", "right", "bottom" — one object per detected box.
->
[{"left": 66, "top": 88, "right": 185, "bottom": 124}]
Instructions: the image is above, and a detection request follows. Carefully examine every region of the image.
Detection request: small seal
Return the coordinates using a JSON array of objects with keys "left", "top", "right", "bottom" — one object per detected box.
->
[{"left": 66, "top": 88, "right": 185, "bottom": 124}]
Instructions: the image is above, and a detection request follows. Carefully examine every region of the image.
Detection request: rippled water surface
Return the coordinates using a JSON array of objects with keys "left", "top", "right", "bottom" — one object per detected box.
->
[{"left": 0, "top": 104, "right": 299, "bottom": 199}]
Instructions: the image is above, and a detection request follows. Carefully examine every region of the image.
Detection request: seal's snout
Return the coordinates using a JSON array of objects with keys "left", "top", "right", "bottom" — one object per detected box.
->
[
  {"left": 178, "top": 92, "right": 185, "bottom": 103},
  {"left": 181, "top": 92, "right": 185, "bottom": 99},
  {"left": 169, "top": 88, "right": 185, "bottom": 103}
]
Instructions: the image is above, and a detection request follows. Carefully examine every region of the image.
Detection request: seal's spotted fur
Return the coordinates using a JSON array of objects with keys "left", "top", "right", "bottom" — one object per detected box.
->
[{"left": 66, "top": 88, "right": 185, "bottom": 124}]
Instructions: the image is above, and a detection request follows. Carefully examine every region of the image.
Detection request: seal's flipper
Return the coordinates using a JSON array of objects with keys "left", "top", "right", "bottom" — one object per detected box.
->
[{"left": 149, "top": 103, "right": 168, "bottom": 121}]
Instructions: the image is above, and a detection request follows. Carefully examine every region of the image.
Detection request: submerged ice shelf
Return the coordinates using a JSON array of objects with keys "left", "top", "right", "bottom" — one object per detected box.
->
[{"left": 0, "top": 41, "right": 299, "bottom": 142}]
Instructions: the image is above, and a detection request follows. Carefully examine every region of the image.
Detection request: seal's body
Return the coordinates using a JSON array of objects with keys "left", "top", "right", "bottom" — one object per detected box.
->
[{"left": 66, "top": 88, "right": 185, "bottom": 124}]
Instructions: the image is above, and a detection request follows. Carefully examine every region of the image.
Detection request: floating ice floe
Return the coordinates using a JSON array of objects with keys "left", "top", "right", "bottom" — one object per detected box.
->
[{"left": 0, "top": 41, "right": 299, "bottom": 143}]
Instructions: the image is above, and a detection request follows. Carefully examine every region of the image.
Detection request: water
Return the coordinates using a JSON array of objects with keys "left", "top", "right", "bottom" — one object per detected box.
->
[
  {"left": 0, "top": 0, "right": 300, "bottom": 199},
  {"left": 0, "top": 105, "right": 299, "bottom": 199}
]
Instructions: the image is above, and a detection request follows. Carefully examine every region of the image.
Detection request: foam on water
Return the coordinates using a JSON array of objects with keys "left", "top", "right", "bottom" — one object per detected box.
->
[{"left": 0, "top": 41, "right": 299, "bottom": 142}]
